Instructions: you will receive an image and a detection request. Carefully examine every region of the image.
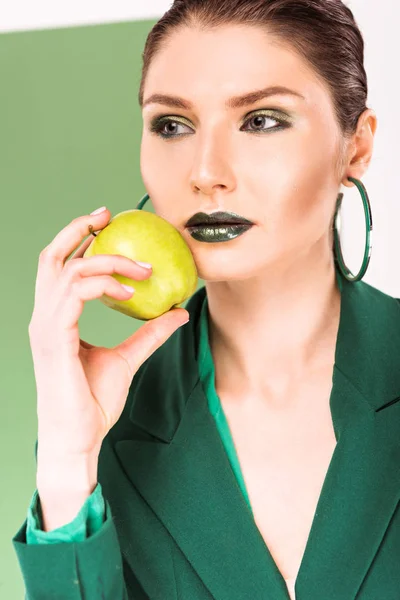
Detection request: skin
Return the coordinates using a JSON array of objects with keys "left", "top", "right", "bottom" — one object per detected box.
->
[{"left": 140, "top": 24, "right": 377, "bottom": 410}]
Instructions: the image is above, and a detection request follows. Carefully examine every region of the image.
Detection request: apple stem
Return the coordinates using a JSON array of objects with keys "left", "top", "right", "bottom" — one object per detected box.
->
[{"left": 88, "top": 225, "right": 97, "bottom": 237}]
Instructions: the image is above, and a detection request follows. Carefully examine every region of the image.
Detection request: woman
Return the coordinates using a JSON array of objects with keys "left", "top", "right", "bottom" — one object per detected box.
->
[{"left": 13, "top": 1, "right": 400, "bottom": 599}]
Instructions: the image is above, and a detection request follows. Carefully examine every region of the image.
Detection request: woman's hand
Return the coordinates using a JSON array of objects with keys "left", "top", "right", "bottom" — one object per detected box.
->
[{"left": 28, "top": 208, "right": 189, "bottom": 458}]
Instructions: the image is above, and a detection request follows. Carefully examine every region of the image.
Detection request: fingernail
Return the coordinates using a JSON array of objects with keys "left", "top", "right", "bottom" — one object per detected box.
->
[
  {"left": 90, "top": 206, "right": 107, "bottom": 215},
  {"left": 121, "top": 284, "right": 135, "bottom": 294},
  {"left": 135, "top": 261, "right": 152, "bottom": 269}
]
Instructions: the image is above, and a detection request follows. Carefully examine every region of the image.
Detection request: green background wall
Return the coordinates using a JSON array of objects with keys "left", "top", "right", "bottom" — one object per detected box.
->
[{"left": 0, "top": 20, "right": 203, "bottom": 599}]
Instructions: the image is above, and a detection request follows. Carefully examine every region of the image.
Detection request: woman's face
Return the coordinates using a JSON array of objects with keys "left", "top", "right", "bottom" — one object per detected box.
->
[{"left": 140, "top": 25, "right": 349, "bottom": 281}]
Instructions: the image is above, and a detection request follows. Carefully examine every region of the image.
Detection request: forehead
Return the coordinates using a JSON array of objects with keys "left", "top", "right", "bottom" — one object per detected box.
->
[{"left": 143, "top": 24, "right": 331, "bottom": 110}]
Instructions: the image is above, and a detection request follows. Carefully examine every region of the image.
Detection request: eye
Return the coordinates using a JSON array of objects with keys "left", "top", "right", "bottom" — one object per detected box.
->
[
  {"left": 240, "top": 110, "right": 292, "bottom": 133},
  {"left": 149, "top": 116, "right": 192, "bottom": 139}
]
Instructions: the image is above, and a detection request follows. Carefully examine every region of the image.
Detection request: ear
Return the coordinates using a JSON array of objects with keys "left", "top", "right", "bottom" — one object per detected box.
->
[{"left": 342, "top": 108, "right": 378, "bottom": 189}]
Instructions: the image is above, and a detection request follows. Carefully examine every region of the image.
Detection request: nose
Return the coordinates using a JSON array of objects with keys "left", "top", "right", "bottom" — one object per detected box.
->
[{"left": 189, "top": 130, "right": 236, "bottom": 197}]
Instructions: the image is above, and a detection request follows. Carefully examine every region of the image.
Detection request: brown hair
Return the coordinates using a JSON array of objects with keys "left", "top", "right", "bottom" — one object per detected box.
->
[{"left": 138, "top": 0, "right": 369, "bottom": 140}]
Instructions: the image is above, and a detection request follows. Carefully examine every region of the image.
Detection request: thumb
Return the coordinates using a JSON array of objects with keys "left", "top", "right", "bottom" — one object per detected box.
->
[{"left": 113, "top": 308, "right": 190, "bottom": 378}]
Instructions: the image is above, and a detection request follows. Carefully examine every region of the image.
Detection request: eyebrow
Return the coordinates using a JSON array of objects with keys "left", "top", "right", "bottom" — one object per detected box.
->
[{"left": 142, "top": 86, "right": 305, "bottom": 110}]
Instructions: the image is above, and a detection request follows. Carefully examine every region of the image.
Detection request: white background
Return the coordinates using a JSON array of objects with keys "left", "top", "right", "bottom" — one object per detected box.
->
[{"left": 1, "top": 0, "right": 399, "bottom": 295}]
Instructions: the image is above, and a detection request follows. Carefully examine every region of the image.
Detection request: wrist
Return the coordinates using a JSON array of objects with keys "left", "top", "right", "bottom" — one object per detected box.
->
[{"left": 36, "top": 448, "right": 99, "bottom": 495}]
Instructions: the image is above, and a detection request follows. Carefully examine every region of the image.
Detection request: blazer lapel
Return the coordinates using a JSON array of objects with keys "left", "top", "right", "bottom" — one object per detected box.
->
[
  {"left": 294, "top": 273, "right": 400, "bottom": 599},
  {"left": 115, "top": 271, "right": 400, "bottom": 600}
]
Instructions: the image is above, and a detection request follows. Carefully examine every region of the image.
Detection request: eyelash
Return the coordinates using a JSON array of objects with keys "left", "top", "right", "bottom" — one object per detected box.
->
[{"left": 149, "top": 109, "right": 292, "bottom": 139}]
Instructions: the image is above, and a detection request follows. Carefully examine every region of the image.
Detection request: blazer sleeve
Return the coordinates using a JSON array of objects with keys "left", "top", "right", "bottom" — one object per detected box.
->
[
  {"left": 25, "top": 482, "right": 106, "bottom": 544},
  {"left": 11, "top": 439, "right": 130, "bottom": 600}
]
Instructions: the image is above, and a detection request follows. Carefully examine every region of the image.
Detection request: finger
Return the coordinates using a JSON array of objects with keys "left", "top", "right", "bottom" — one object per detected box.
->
[
  {"left": 64, "top": 253, "right": 152, "bottom": 281},
  {"left": 68, "top": 234, "right": 95, "bottom": 261},
  {"left": 41, "top": 208, "right": 111, "bottom": 269},
  {"left": 34, "top": 211, "right": 111, "bottom": 302},
  {"left": 56, "top": 275, "right": 136, "bottom": 332}
]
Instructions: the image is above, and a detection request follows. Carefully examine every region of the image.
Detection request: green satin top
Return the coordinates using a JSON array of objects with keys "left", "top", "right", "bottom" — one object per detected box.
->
[{"left": 197, "top": 290, "right": 253, "bottom": 515}]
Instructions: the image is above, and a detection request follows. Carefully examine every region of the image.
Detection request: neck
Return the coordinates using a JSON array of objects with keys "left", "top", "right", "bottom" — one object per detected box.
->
[{"left": 205, "top": 253, "right": 341, "bottom": 403}]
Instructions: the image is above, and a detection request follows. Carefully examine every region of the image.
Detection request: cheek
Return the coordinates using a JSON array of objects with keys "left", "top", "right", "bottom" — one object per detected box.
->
[
  {"left": 240, "top": 132, "right": 338, "bottom": 242},
  {"left": 140, "top": 135, "right": 194, "bottom": 221},
  {"left": 141, "top": 135, "right": 189, "bottom": 186},
  {"left": 140, "top": 137, "right": 165, "bottom": 192}
]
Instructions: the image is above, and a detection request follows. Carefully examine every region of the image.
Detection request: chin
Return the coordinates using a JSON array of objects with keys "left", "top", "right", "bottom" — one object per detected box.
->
[{"left": 194, "top": 257, "right": 261, "bottom": 282}]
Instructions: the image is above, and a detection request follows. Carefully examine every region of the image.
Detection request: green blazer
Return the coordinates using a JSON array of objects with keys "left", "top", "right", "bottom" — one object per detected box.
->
[{"left": 12, "top": 271, "right": 400, "bottom": 599}]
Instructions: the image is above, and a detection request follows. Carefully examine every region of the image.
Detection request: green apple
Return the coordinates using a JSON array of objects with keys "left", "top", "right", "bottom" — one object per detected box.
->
[{"left": 83, "top": 209, "right": 198, "bottom": 320}]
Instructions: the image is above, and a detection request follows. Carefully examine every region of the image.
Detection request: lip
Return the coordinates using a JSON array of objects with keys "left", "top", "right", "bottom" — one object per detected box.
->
[
  {"left": 185, "top": 211, "right": 254, "bottom": 228},
  {"left": 186, "top": 222, "right": 253, "bottom": 243}
]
